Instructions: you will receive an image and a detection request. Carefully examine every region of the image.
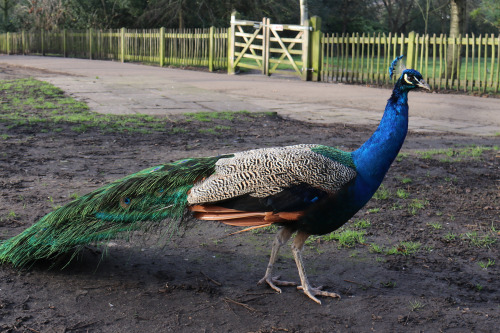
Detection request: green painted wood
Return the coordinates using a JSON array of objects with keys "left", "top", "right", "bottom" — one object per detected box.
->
[
  {"left": 159, "top": 27, "right": 165, "bottom": 67},
  {"left": 310, "top": 16, "right": 322, "bottom": 82},
  {"left": 209, "top": 26, "right": 214, "bottom": 71},
  {"left": 120, "top": 28, "right": 125, "bottom": 63}
]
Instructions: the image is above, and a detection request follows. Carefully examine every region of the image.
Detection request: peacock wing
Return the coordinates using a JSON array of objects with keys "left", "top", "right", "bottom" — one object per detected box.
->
[{"left": 187, "top": 145, "right": 357, "bottom": 225}]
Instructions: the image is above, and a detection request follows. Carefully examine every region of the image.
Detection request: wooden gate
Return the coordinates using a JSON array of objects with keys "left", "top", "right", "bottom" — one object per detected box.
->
[{"left": 229, "top": 15, "right": 311, "bottom": 80}]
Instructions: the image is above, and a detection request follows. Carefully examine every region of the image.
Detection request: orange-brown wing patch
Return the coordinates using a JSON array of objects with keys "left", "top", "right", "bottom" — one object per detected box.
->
[{"left": 188, "top": 204, "right": 304, "bottom": 227}]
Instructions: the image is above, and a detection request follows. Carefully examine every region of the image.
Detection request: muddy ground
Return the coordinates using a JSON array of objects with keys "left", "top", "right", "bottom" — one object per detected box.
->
[{"left": 0, "top": 68, "right": 499, "bottom": 332}]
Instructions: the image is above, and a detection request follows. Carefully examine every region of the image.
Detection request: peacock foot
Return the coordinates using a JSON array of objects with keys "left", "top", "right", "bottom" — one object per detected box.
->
[
  {"left": 258, "top": 275, "right": 297, "bottom": 293},
  {"left": 297, "top": 285, "right": 341, "bottom": 304}
]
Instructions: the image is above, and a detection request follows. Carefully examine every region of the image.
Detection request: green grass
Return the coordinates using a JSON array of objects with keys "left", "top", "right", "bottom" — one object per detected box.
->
[
  {"left": 384, "top": 241, "right": 421, "bottom": 256},
  {"left": 443, "top": 232, "right": 457, "bottom": 242},
  {"left": 323, "top": 229, "right": 366, "bottom": 248},
  {"left": 414, "top": 145, "right": 496, "bottom": 161},
  {"left": 396, "top": 189, "right": 409, "bottom": 199},
  {"left": 369, "top": 243, "right": 383, "bottom": 254},
  {"left": 409, "top": 299, "right": 425, "bottom": 312},
  {"left": 0, "top": 78, "right": 172, "bottom": 134},
  {"left": 478, "top": 259, "right": 495, "bottom": 270},
  {"left": 463, "top": 232, "right": 497, "bottom": 248},
  {"left": 184, "top": 110, "right": 250, "bottom": 122},
  {"left": 427, "top": 222, "right": 442, "bottom": 230},
  {"left": 400, "top": 177, "right": 412, "bottom": 184},
  {"left": 352, "top": 218, "right": 371, "bottom": 229},
  {"left": 407, "top": 198, "right": 428, "bottom": 215},
  {"left": 306, "top": 223, "right": 368, "bottom": 248},
  {"left": 396, "top": 152, "right": 409, "bottom": 162},
  {"left": 380, "top": 281, "right": 396, "bottom": 288},
  {"left": 370, "top": 241, "right": 422, "bottom": 256},
  {"left": 373, "top": 184, "right": 390, "bottom": 200},
  {"left": 0, "top": 78, "right": 267, "bottom": 136},
  {"left": 69, "top": 192, "right": 81, "bottom": 200}
]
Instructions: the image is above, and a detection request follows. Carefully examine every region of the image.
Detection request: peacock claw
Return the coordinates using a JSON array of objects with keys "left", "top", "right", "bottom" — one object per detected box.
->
[
  {"left": 297, "top": 285, "right": 341, "bottom": 304},
  {"left": 258, "top": 275, "right": 297, "bottom": 293}
]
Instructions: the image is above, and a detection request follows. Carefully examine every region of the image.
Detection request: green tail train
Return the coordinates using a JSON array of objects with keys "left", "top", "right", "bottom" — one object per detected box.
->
[{"left": 0, "top": 155, "right": 229, "bottom": 268}]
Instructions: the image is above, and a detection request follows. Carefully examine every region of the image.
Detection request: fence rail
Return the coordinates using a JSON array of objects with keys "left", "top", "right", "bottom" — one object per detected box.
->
[
  {"left": 0, "top": 27, "right": 498, "bottom": 94},
  {"left": 0, "top": 28, "right": 229, "bottom": 71}
]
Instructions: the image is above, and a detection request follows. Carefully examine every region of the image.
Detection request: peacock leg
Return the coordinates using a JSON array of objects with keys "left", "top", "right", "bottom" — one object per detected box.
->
[
  {"left": 291, "top": 231, "right": 341, "bottom": 304},
  {"left": 258, "top": 227, "right": 297, "bottom": 293}
]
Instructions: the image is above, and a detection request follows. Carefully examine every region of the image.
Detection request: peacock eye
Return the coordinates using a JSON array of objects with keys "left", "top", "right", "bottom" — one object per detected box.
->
[
  {"left": 403, "top": 73, "right": 414, "bottom": 85},
  {"left": 120, "top": 197, "right": 132, "bottom": 208}
]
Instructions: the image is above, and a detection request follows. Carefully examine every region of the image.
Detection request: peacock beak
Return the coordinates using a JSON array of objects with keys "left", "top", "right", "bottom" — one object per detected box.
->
[{"left": 417, "top": 78, "right": 431, "bottom": 90}]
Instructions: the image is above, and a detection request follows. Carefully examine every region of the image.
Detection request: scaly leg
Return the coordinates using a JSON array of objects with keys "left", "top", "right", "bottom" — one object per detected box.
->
[
  {"left": 291, "top": 231, "right": 341, "bottom": 304},
  {"left": 258, "top": 227, "right": 297, "bottom": 293}
]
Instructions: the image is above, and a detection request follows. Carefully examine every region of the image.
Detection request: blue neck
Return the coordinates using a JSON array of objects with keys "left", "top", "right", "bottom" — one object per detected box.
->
[{"left": 351, "top": 86, "right": 409, "bottom": 204}]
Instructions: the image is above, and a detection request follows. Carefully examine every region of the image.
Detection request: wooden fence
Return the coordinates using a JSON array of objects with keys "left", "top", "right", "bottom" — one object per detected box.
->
[
  {"left": 321, "top": 31, "right": 500, "bottom": 93},
  {"left": 0, "top": 27, "right": 228, "bottom": 71},
  {"left": 0, "top": 26, "right": 498, "bottom": 93}
]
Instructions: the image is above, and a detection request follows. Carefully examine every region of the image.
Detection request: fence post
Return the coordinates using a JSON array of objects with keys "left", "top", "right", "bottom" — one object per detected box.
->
[
  {"left": 6, "top": 32, "right": 10, "bottom": 55},
  {"left": 263, "top": 17, "right": 270, "bottom": 76},
  {"left": 310, "top": 16, "right": 322, "bottom": 81},
  {"left": 301, "top": 19, "right": 310, "bottom": 81},
  {"left": 41, "top": 30, "right": 45, "bottom": 56},
  {"left": 89, "top": 28, "right": 93, "bottom": 59},
  {"left": 63, "top": 29, "right": 67, "bottom": 57},
  {"left": 406, "top": 31, "right": 416, "bottom": 69},
  {"left": 120, "top": 27, "right": 125, "bottom": 63},
  {"left": 228, "top": 12, "right": 237, "bottom": 75},
  {"left": 22, "top": 30, "right": 26, "bottom": 55},
  {"left": 208, "top": 26, "right": 214, "bottom": 72},
  {"left": 159, "top": 27, "right": 165, "bottom": 67}
]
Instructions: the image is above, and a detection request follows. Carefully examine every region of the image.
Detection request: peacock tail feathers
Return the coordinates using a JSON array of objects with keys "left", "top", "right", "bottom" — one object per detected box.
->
[{"left": 0, "top": 155, "right": 230, "bottom": 268}]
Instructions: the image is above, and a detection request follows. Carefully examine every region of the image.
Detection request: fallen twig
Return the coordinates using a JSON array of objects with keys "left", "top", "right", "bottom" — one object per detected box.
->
[
  {"left": 223, "top": 297, "right": 258, "bottom": 313},
  {"left": 201, "top": 271, "right": 222, "bottom": 286},
  {"left": 25, "top": 328, "right": 41, "bottom": 333}
]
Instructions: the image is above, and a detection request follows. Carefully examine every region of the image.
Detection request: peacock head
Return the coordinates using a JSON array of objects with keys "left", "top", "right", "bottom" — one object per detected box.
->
[
  {"left": 390, "top": 55, "right": 430, "bottom": 92},
  {"left": 398, "top": 69, "right": 430, "bottom": 91}
]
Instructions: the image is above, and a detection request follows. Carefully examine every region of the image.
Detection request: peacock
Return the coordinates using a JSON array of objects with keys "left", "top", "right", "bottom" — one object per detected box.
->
[{"left": 0, "top": 56, "right": 430, "bottom": 304}]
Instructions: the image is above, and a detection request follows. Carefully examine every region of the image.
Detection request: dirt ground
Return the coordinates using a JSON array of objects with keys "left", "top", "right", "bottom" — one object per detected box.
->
[{"left": 0, "top": 68, "right": 499, "bottom": 332}]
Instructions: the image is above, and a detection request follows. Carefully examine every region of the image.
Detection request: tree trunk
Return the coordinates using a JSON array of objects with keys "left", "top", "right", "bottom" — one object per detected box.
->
[
  {"left": 0, "top": 0, "right": 12, "bottom": 31},
  {"left": 446, "top": 0, "right": 466, "bottom": 80},
  {"left": 300, "top": 0, "right": 308, "bottom": 25},
  {"left": 178, "top": 5, "right": 184, "bottom": 30}
]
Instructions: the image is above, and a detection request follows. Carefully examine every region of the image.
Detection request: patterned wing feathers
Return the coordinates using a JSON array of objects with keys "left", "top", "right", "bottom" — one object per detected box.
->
[{"left": 187, "top": 145, "right": 356, "bottom": 205}]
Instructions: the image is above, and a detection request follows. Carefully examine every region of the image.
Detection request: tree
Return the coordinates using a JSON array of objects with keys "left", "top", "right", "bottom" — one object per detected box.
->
[
  {"left": 0, "top": 0, "right": 16, "bottom": 31},
  {"left": 300, "top": 0, "right": 308, "bottom": 25},
  {"left": 446, "top": 0, "right": 466, "bottom": 79},
  {"left": 414, "top": 0, "right": 449, "bottom": 34},
  {"left": 381, "top": 0, "right": 417, "bottom": 33},
  {"left": 309, "top": 0, "right": 381, "bottom": 33},
  {"left": 67, "top": 0, "right": 133, "bottom": 29},
  {"left": 15, "top": 0, "right": 69, "bottom": 30},
  {"left": 470, "top": 0, "right": 500, "bottom": 32}
]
